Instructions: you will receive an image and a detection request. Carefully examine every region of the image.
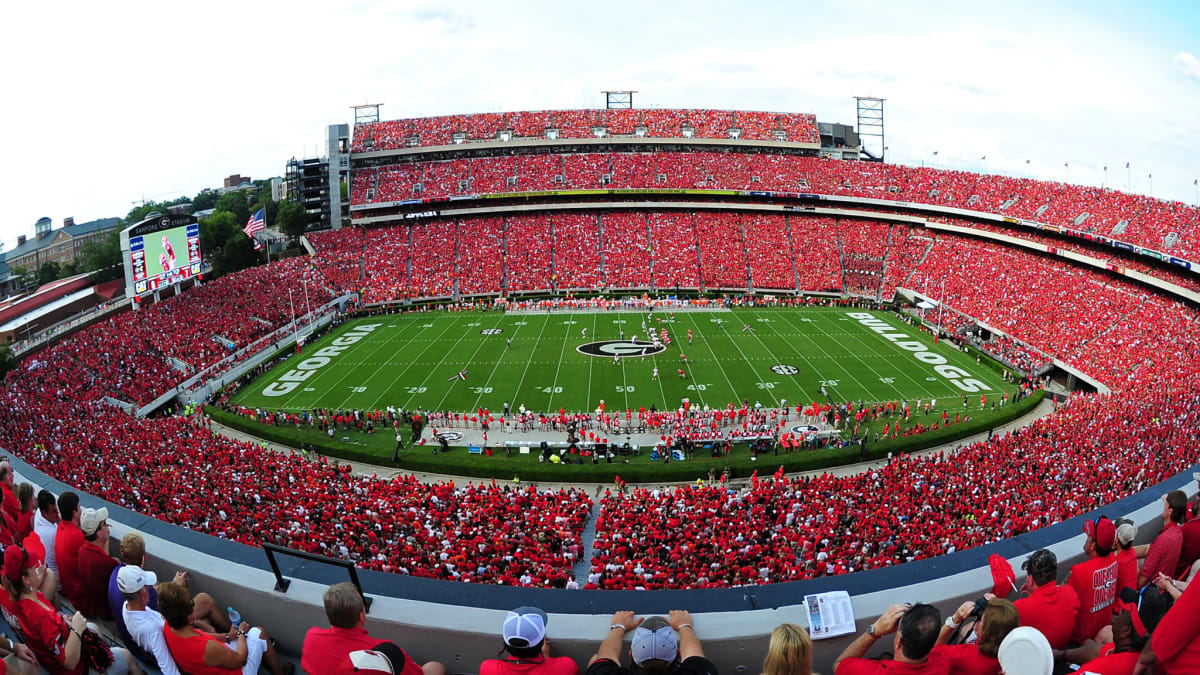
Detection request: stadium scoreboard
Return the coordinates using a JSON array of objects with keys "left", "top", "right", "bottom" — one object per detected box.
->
[{"left": 120, "top": 214, "right": 203, "bottom": 300}]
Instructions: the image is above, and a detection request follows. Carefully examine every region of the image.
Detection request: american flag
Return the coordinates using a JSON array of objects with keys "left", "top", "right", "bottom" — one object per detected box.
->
[{"left": 243, "top": 209, "right": 265, "bottom": 237}]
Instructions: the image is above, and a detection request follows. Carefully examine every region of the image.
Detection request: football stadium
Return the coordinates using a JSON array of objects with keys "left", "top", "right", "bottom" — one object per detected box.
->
[{"left": 4, "top": 50, "right": 1200, "bottom": 675}]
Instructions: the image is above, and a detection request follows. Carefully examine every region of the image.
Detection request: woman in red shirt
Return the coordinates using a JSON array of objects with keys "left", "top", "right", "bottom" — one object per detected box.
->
[
  {"left": 931, "top": 598, "right": 1020, "bottom": 675},
  {"left": 158, "top": 583, "right": 291, "bottom": 675}
]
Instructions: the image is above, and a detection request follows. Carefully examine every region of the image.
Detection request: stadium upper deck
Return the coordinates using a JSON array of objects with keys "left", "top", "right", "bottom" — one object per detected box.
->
[{"left": 351, "top": 108, "right": 821, "bottom": 152}]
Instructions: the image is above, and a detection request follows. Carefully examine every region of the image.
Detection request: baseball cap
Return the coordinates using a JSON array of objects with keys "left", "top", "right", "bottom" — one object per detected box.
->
[
  {"left": 1115, "top": 520, "right": 1137, "bottom": 547},
  {"left": 997, "top": 626, "right": 1052, "bottom": 675},
  {"left": 630, "top": 616, "right": 678, "bottom": 665},
  {"left": 340, "top": 641, "right": 407, "bottom": 675},
  {"left": 1116, "top": 586, "right": 1171, "bottom": 638},
  {"left": 2, "top": 545, "right": 38, "bottom": 584},
  {"left": 116, "top": 565, "right": 158, "bottom": 594},
  {"left": 502, "top": 606, "right": 548, "bottom": 648},
  {"left": 1083, "top": 516, "right": 1116, "bottom": 551},
  {"left": 80, "top": 507, "right": 109, "bottom": 536}
]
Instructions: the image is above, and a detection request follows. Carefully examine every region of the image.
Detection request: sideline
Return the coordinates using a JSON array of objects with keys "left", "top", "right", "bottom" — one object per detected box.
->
[{"left": 207, "top": 397, "right": 1055, "bottom": 492}]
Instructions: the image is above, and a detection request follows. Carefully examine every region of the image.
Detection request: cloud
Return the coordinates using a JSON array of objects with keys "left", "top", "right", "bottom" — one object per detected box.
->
[{"left": 1175, "top": 52, "right": 1200, "bottom": 82}]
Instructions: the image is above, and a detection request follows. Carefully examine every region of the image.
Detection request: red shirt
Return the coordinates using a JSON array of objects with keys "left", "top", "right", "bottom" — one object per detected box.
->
[
  {"left": 836, "top": 650, "right": 950, "bottom": 675},
  {"left": 929, "top": 643, "right": 1000, "bottom": 675},
  {"left": 1153, "top": 577, "right": 1200, "bottom": 675},
  {"left": 1014, "top": 582, "right": 1079, "bottom": 650},
  {"left": 17, "top": 593, "right": 83, "bottom": 675},
  {"left": 481, "top": 653, "right": 580, "bottom": 675},
  {"left": 1066, "top": 554, "right": 1119, "bottom": 643},
  {"left": 302, "top": 625, "right": 388, "bottom": 675},
  {"left": 1114, "top": 549, "right": 1138, "bottom": 594},
  {"left": 1141, "top": 522, "right": 1182, "bottom": 583},
  {"left": 1076, "top": 650, "right": 1138, "bottom": 675},
  {"left": 1, "top": 483, "right": 19, "bottom": 528},
  {"left": 76, "top": 541, "right": 117, "bottom": 619},
  {"left": 162, "top": 627, "right": 238, "bottom": 675},
  {"left": 1175, "top": 519, "right": 1200, "bottom": 578},
  {"left": 16, "top": 510, "right": 34, "bottom": 542},
  {"left": 54, "top": 521, "right": 86, "bottom": 607}
]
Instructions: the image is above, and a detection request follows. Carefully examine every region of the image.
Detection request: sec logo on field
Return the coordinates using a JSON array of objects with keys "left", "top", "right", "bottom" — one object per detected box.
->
[
  {"left": 480, "top": 328, "right": 504, "bottom": 335},
  {"left": 771, "top": 364, "right": 800, "bottom": 375},
  {"left": 576, "top": 340, "right": 668, "bottom": 358}
]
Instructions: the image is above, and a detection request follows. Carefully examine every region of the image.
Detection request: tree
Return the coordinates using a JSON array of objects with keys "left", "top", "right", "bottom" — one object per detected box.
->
[
  {"left": 36, "top": 261, "right": 60, "bottom": 286},
  {"left": 60, "top": 261, "right": 79, "bottom": 278},
  {"left": 191, "top": 190, "right": 219, "bottom": 212},
  {"left": 214, "top": 191, "right": 251, "bottom": 227},
  {"left": 277, "top": 200, "right": 307, "bottom": 240},
  {"left": 199, "top": 211, "right": 238, "bottom": 258},
  {"left": 0, "top": 345, "right": 15, "bottom": 380},
  {"left": 211, "top": 232, "right": 259, "bottom": 278},
  {"left": 80, "top": 232, "right": 123, "bottom": 283}
]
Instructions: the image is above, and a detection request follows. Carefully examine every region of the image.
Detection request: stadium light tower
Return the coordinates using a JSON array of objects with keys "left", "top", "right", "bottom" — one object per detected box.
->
[
  {"left": 855, "top": 97, "right": 885, "bottom": 161},
  {"left": 602, "top": 91, "right": 636, "bottom": 109}
]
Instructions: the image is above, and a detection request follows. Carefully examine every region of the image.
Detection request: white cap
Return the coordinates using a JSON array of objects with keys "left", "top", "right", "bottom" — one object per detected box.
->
[
  {"left": 998, "top": 626, "right": 1052, "bottom": 675},
  {"left": 116, "top": 565, "right": 157, "bottom": 594}
]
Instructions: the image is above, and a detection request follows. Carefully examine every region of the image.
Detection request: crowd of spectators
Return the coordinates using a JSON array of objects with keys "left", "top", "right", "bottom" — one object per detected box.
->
[
  {"left": 350, "top": 150, "right": 1200, "bottom": 266},
  {"left": 351, "top": 109, "right": 819, "bottom": 152}
]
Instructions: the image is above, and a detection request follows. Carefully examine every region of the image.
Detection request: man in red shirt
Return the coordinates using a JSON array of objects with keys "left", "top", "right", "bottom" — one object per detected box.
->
[
  {"left": 833, "top": 603, "right": 950, "bottom": 674},
  {"left": 75, "top": 507, "right": 117, "bottom": 619},
  {"left": 53, "top": 491, "right": 87, "bottom": 609},
  {"left": 1012, "top": 549, "right": 1079, "bottom": 650},
  {"left": 480, "top": 606, "right": 578, "bottom": 675},
  {"left": 303, "top": 582, "right": 446, "bottom": 675},
  {"left": 1056, "top": 585, "right": 1170, "bottom": 674},
  {"left": 1137, "top": 490, "right": 1187, "bottom": 587},
  {"left": 1065, "top": 517, "right": 1119, "bottom": 644}
]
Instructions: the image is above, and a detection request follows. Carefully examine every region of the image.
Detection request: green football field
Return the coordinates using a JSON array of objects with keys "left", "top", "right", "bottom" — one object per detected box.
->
[{"left": 232, "top": 307, "right": 1013, "bottom": 415}]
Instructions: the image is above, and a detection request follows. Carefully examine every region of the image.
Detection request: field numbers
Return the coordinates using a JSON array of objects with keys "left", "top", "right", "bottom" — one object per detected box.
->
[
  {"left": 819, "top": 380, "right": 839, "bottom": 387},
  {"left": 879, "top": 377, "right": 895, "bottom": 384},
  {"left": 466, "top": 322, "right": 482, "bottom": 327},
  {"left": 562, "top": 320, "right": 577, "bottom": 325},
  {"left": 799, "top": 317, "right": 813, "bottom": 322},
  {"left": 756, "top": 317, "right": 771, "bottom": 322},
  {"left": 926, "top": 377, "right": 938, "bottom": 382},
  {"left": 421, "top": 323, "right": 433, "bottom": 328},
  {"left": 350, "top": 386, "right": 367, "bottom": 393},
  {"left": 616, "top": 385, "right": 636, "bottom": 393},
  {"left": 303, "top": 387, "right": 315, "bottom": 392},
  {"left": 612, "top": 320, "right": 626, "bottom": 324},
  {"left": 405, "top": 386, "right": 427, "bottom": 394},
  {"left": 513, "top": 321, "right": 528, "bottom": 326},
  {"left": 756, "top": 382, "right": 776, "bottom": 389},
  {"left": 470, "top": 387, "right": 494, "bottom": 394},
  {"left": 687, "top": 384, "right": 708, "bottom": 392},
  {"left": 541, "top": 386, "right": 563, "bottom": 394}
]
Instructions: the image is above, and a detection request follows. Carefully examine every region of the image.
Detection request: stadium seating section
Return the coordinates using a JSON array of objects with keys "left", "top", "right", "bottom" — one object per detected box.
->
[
  {"left": 4, "top": 129, "right": 1200, "bottom": 593},
  {"left": 352, "top": 151, "right": 1200, "bottom": 263}
]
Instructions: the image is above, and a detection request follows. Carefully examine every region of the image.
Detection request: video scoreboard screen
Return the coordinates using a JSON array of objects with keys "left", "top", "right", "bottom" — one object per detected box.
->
[{"left": 120, "top": 214, "right": 203, "bottom": 298}]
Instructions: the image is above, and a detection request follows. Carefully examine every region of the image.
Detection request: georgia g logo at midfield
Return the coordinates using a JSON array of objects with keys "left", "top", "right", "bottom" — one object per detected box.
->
[{"left": 576, "top": 340, "right": 667, "bottom": 358}]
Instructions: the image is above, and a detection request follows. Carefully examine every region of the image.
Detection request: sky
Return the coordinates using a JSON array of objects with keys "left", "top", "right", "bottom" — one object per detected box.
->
[{"left": 2, "top": 0, "right": 1198, "bottom": 251}]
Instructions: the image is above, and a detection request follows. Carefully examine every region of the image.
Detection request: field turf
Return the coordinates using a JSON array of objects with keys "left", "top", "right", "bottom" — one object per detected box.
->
[{"left": 232, "top": 308, "right": 1013, "bottom": 416}]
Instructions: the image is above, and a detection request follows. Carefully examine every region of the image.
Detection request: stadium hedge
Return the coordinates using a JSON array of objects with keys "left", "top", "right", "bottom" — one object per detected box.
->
[{"left": 208, "top": 389, "right": 1043, "bottom": 483}]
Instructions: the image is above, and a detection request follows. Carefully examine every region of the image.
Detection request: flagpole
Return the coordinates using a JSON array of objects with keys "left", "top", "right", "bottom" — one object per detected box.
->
[{"left": 289, "top": 288, "right": 297, "bottom": 336}]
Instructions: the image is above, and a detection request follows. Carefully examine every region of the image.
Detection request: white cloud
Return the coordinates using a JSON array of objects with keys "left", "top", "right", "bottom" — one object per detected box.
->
[{"left": 1176, "top": 51, "right": 1200, "bottom": 81}]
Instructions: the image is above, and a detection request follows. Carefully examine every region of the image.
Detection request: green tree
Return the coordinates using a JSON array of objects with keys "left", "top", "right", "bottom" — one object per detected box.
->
[
  {"left": 277, "top": 200, "right": 307, "bottom": 240},
  {"left": 211, "top": 232, "right": 259, "bottom": 278},
  {"left": 199, "top": 211, "right": 238, "bottom": 258},
  {"left": 36, "top": 261, "right": 60, "bottom": 285},
  {"left": 192, "top": 190, "right": 219, "bottom": 212},
  {"left": 80, "top": 232, "right": 123, "bottom": 283},
  {"left": 0, "top": 345, "right": 15, "bottom": 379},
  {"left": 60, "top": 261, "right": 79, "bottom": 278},
  {"left": 215, "top": 191, "right": 251, "bottom": 227}
]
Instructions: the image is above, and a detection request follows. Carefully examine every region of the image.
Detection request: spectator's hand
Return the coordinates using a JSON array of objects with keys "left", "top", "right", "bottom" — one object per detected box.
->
[
  {"left": 70, "top": 612, "right": 87, "bottom": 635},
  {"left": 951, "top": 601, "right": 975, "bottom": 624},
  {"left": 983, "top": 593, "right": 997, "bottom": 602},
  {"left": 13, "top": 643, "right": 34, "bottom": 664},
  {"left": 668, "top": 610, "right": 694, "bottom": 631},
  {"left": 871, "top": 604, "right": 908, "bottom": 637},
  {"left": 174, "top": 571, "right": 190, "bottom": 587},
  {"left": 239, "top": 621, "right": 250, "bottom": 634},
  {"left": 1154, "top": 572, "right": 1175, "bottom": 592},
  {"left": 610, "top": 611, "right": 643, "bottom": 632}
]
